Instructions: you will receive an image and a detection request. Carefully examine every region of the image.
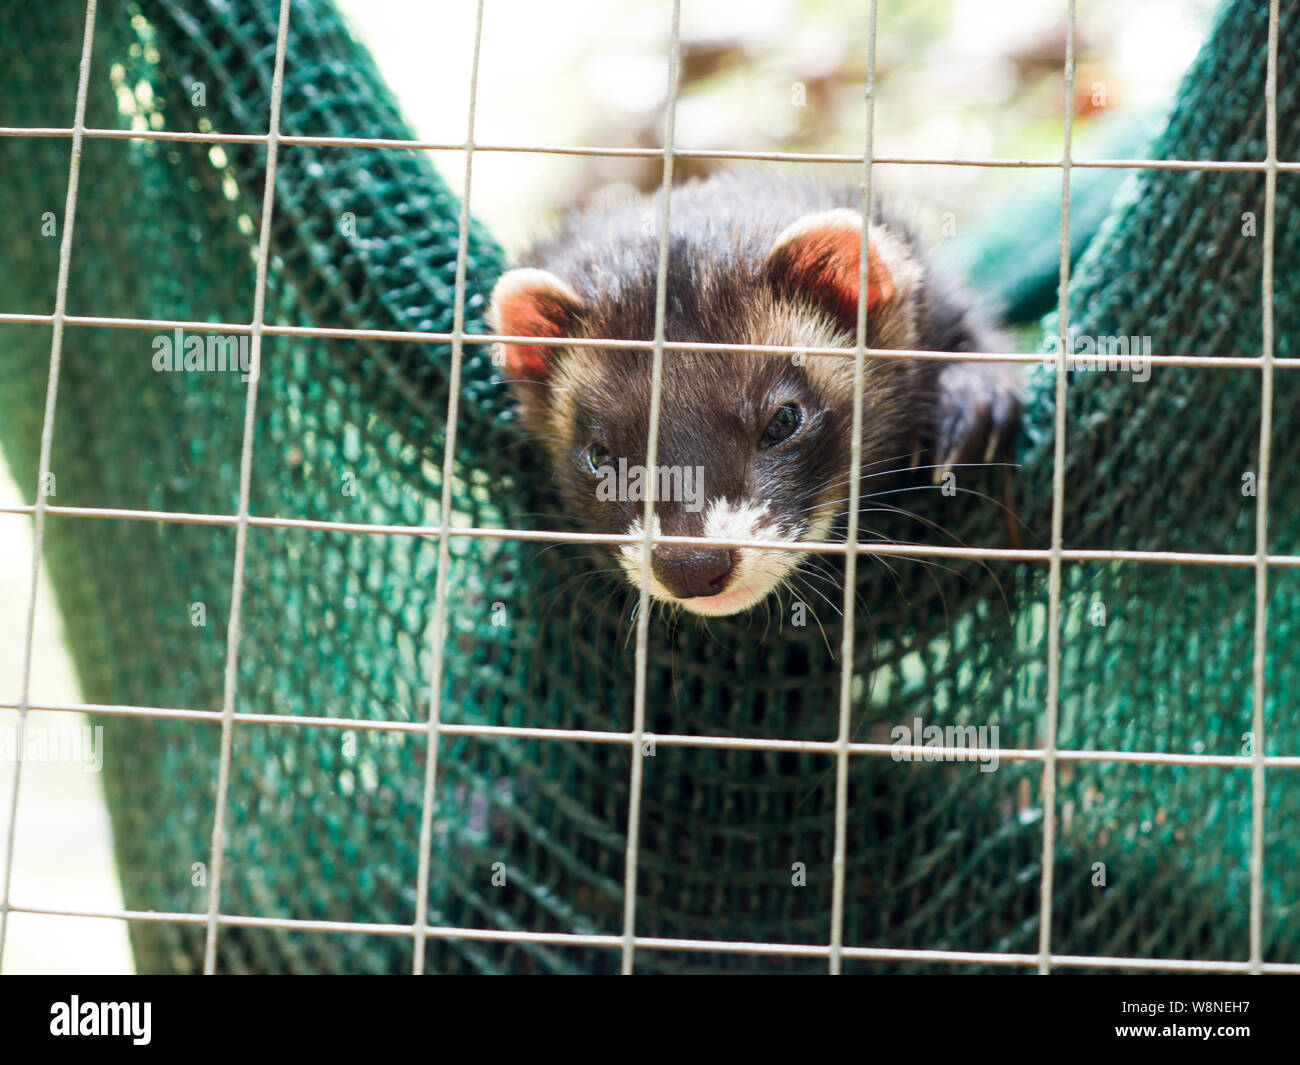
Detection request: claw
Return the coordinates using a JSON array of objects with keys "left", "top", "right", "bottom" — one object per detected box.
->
[
  {"left": 933, "top": 450, "right": 959, "bottom": 486},
  {"left": 982, "top": 428, "right": 1001, "bottom": 465}
]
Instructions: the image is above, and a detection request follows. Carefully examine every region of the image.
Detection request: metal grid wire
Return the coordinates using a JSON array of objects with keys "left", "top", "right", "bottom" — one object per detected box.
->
[{"left": 0, "top": 0, "right": 1292, "bottom": 974}]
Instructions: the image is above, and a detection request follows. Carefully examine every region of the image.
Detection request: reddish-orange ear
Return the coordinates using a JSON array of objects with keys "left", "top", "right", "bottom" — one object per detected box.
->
[
  {"left": 764, "top": 209, "right": 899, "bottom": 324},
  {"left": 488, "top": 268, "right": 584, "bottom": 383}
]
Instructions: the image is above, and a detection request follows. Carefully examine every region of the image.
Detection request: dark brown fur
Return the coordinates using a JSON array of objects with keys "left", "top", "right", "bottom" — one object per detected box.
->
[{"left": 491, "top": 172, "right": 1020, "bottom": 610}]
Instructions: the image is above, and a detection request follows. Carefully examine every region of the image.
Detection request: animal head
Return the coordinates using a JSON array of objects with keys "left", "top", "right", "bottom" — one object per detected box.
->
[{"left": 489, "top": 209, "right": 929, "bottom": 616}]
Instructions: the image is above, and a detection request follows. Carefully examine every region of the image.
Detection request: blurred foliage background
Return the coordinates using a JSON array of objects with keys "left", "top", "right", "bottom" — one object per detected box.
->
[{"left": 338, "top": 0, "right": 1215, "bottom": 258}]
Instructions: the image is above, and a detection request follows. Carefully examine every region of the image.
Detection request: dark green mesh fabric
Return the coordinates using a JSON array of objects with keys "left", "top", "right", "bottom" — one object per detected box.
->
[{"left": 1, "top": 0, "right": 1297, "bottom": 973}]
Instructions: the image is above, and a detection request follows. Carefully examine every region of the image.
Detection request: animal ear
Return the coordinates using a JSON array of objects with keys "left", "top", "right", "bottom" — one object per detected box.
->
[
  {"left": 488, "top": 268, "right": 585, "bottom": 383},
  {"left": 763, "top": 209, "right": 902, "bottom": 324}
]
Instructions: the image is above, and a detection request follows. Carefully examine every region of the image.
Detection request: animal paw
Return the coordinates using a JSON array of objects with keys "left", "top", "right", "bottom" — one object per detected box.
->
[{"left": 930, "top": 362, "right": 1023, "bottom": 483}]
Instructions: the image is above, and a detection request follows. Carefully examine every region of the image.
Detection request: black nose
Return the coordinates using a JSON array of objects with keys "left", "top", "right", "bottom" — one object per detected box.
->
[{"left": 651, "top": 546, "right": 735, "bottom": 599}]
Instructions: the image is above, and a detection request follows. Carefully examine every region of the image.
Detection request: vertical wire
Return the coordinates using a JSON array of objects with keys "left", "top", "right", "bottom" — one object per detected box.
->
[
  {"left": 621, "top": 0, "right": 682, "bottom": 975},
  {"left": 1249, "top": 0, "right": 1280, "bottom": 975},
  {"left": 410, "top": 0, "right": 486, "bottom": 976},
  {"left": 1038, "top": 0, "right": 1077, "bottom": 975},
  {"left": 202, "top": 0, "right": 293, "bottom": 975},
  {"left": 828, "top": 0, "right": 880, "bottom": 976},
  {"left": 0, "top": 0, "right": 99, "bottom": 967}
]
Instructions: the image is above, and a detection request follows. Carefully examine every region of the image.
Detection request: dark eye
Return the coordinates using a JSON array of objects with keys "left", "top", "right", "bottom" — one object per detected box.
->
[
  {"left": 583, "top": 440, "right": 616, "bottom": 474},
  {"left": 760, "top": 403, "right": 802, "bottom": 448}
]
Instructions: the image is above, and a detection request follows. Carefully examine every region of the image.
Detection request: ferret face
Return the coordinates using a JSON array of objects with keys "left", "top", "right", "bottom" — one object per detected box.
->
[{"left": 489, "top": 206, "right": 930, "bottom": 617}]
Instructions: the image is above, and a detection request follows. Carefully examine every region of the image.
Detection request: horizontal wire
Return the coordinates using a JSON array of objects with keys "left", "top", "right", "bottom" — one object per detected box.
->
[
  {"left": 5, "top": 697, "right": 1299, "bottom": 768},
  {"left": 7, "top": 901, "right": 1299, "bottom": 972},
  {"left": 0, "top": 310, "right": 1292, "bottom": 369},
  {"left": 0, "top": 502, "right": 1298, "bottom": 568},
  {"left": 0, "top": 124, "right": 1298, "bottom": 172}
]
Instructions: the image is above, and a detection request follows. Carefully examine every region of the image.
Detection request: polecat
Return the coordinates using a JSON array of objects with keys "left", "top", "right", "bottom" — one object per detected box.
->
[{"left": 489, "top": 172, "right": 1021, "bottom": 617}]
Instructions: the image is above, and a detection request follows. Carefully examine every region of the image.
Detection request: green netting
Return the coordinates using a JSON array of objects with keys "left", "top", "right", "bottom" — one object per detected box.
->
[{"left": 1, "top": 0, "right": 1297, "bottom": 974}]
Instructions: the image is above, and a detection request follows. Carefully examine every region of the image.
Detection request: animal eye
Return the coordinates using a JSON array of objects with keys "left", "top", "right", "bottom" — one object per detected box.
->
[
  {"left": 583, "top": 440, "right": 616, "bottom": 474},
  {"left": 760, "top": 403, "right": 802, "bottom": 448}
]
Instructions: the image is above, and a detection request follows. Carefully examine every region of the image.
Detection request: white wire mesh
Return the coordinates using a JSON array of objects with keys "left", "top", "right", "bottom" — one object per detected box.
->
[
  {"left": 0, "top": 0, "right": 101, "bottom": 964},
  {"left": 410, "top": 0, "right": 488, "bottom": 976},
  {"left": 0, "top": 0, "right": 1286, "bottom": 974},
  {"left": 1248, "top": 0, "right": 1282, "bottom": 977}
]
